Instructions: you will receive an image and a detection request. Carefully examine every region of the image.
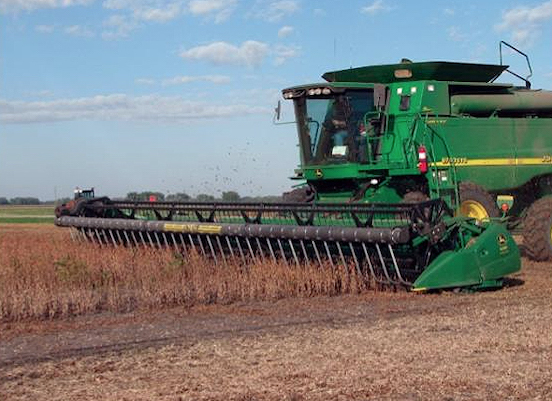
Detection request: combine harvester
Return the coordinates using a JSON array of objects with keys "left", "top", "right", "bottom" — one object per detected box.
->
[{"left": 57, "top": 42, "right": 552, "bottom": 292}]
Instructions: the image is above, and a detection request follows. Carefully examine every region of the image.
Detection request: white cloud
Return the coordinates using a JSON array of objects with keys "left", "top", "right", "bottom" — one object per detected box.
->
[
  {"left": 274, "top": 44, "right": 300, "bottom": 65},
  {"left": 250, "top": 0, "right": 299, "bottom": 22},
  {"left": 188, "top": 0, "right": 236, "bottom": 22},
  {"left": 102, "top": 0, "right": 133, "bottom": 9},
  {"left": 64, "top": 24, "right": 95, "bottom": 37},
  {"left": 447, "top": 26, "right": 466, "bottom": 42},
  {"left": 496, "top": 0, "right": 552, "bottom": 46},
  {"left": 133, "top": 2, "right": 182, "bottom": 22},
  {"left": 135, "top": 78, "right": 156, "bottom": 85},
  {"left": 0, "top": 0, "right": 94, "bottom": 13},
  {"left": 0, "top": 94, "right": 268, "bottom": 124},
  {"left": 313, "top": 8, "right": 325, "bottom": 16},
  {"left": 102, "top": 14, "right": 137, "bottom": 39},
  {"left": 443, "top": 8, "right": 455, "bottom": 16},
  {"left": 180, "top": 41, "right": 270, "bottom": 67},
  {"left": 162, "top": 75, "right": 231, "bottom": 85},
  {"left": 35, "top": 24, "right": 55, "bottom": 33},
  {"left": 361, "top": 0, "right": 390, "bottom": 15},
  {"left": 277, "top": 25, "right": 293, "bottom": 38}
]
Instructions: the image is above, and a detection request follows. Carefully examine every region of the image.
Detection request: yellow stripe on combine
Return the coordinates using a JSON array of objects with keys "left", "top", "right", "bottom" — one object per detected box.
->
[
  {"left": 164, "top": 223, "right": 222, "bottom": 235},
  {"left": 431, "top": 157, "right": 552, "bottom": 167}
]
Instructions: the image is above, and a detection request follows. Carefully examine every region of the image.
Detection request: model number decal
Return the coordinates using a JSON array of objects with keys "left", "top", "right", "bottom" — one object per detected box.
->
[
  {"left": 541, "top": 155, "right": 552, "bottom": 164},
  {"left": 440, "top": 157, "right": 468, "bottom": 165}
]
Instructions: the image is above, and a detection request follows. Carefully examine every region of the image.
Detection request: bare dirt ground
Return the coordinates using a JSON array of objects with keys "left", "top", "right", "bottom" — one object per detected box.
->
[{"left": 1, "top": 228, "right": 552, "bottom": 400}]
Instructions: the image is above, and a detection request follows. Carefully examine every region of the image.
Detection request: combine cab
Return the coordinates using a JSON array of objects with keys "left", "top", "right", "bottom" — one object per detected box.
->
[{"left": 56, "top": 48, "right": 544, "bottom": 291}]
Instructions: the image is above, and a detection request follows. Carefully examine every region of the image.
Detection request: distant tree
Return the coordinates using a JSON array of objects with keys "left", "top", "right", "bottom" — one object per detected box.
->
[
  {"left": 0, "top": 197, "right": 9, "bottom": 205},
  {"left": 126, "top": 192, "right": 140, "bottom": 201},
  {"left": 10, "top": 197, "right": 40, "bottom": 205},
  {"left": 196, "top": 194, "right": 215, "bottom": 202},
  {"left": 125, "top": 191, "right": 165, "bottom": 201},
  {"left": 166, "top": 192, "right": 191, "bottom": 202},
  {"left": 221, "top": 191, "right": 240, "bottom": 202}
]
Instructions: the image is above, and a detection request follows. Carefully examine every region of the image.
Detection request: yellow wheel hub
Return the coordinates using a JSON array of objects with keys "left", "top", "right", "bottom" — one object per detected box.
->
[{"left": 460, "top": 200, "right": 489, "bottom": 221}]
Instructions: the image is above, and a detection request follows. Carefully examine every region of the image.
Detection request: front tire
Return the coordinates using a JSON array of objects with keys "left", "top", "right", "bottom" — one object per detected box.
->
[
  {"left": 458, "top": 182, "right": 499, "bottom": 221},
  {"left": 523, "top": 197, "right": 552, "bottom": 261}
]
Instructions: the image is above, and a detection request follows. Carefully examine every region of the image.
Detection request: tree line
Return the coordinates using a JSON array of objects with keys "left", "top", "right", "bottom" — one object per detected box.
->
[
  {"left": 125, "top": 191, "right": 282, "bottom": 203},
  {"left": 0, "top": 191, "right": 283, "bottom": 205}
]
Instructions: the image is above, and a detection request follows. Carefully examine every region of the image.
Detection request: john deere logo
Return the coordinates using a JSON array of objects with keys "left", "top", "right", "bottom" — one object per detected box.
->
[
  {"left": 315, "top": 169, "right": 323, "bottom": 178},
  {"left": 497, "top": 233, "right": 509, "bottom": 254}
]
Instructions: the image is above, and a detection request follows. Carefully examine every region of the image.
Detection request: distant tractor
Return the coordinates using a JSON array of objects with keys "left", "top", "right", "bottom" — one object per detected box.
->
[{"left": 74, "top": 187, "right": 95, "bottom": 200}]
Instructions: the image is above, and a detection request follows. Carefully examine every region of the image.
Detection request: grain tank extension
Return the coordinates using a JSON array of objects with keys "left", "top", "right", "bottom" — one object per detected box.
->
[{"left": 55, "top": 59, "right": 529, "bottom": 292}]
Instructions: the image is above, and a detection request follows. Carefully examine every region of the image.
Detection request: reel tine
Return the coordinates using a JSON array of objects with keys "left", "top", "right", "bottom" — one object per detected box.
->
[
  {"left": 170, "top": 232, "right": 179, "bottom": 251},
  {"left": 266, "top": 238, "right": 277, "bottom": 263},
  {"left": 179, "top": 233, "right": 188, "bottom": 255},
  {"left": 276, "top": 239, "right": 288, "bottom": 267},
  {"left": 245, "top": 237, "right": 257, "bottom": 264},
  {"left": 388, "top": 244, "right": 411, "bottom": 286},
  {"left": 312, "top": 240, "right": 323, "bottom": 267},
  {"left": 255, "top": 237, "right": 266, "bottom": 262},
  {"left": 235, "top": 237, "right": 246, "bottom": 263},
  {"left": 225, "top": 236, "right": 236, "bottom": 259},
  {"left": 94, "top": 229, "right": 103, "bottom": 246},
  {"left": 108, "top": 229, "right": 117, "bottom": 247},
  {"left": 349, "top": 242, "right": 362, "bottom": 277},
  {"left": 288, "top": 239, "right": 300, "bottom": 267},
  {"left": 375, "top": 243, "right": 398, "bottom": 286},
  {"left": 154, "top": 232, "right": 162, "bottom": 248},
  {"left": 300, "top": 240, "right": 309, "bottom": 265},
  {"left": 123, "top": 230, "right": 131, "bottom": 246},
  {"left": 144, "top": 232, "right": 152, "bottom": 247},
  {"left": 362, "top": 243, "right": 380, "bottom": 284},
  {"left": 336, "top": 242, "right": 350, "bottom": 280},
  {"left": 216, "top": 236, "right": 227, "bottom": 265},
  {"left": 162, "top": 233, "right": 170, "bottom": 248},
  {"left": 196, "top": 234, "right": 206, "bottom": 256},
  {"left": 205, "top": 235, "right": 218, "bottom": 265},
  {"left": 116, "top": 230, "right": 124, "bottom": 245},
  {"left": 323, "top": 241, "right": 334, "bottom": 269},
  {"left": 187, "top": 234, "right": 197, "bottom": 253}
]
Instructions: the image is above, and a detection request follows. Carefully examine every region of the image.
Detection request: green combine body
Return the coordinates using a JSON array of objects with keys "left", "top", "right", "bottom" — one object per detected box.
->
[{"left": 283, "top": 60, "right": 552, "bottom": 261}]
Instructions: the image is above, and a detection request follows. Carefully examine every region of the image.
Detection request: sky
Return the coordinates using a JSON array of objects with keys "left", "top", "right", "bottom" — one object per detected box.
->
[{"left": 1, "top": 0, "right": 552, "bottom": 200}]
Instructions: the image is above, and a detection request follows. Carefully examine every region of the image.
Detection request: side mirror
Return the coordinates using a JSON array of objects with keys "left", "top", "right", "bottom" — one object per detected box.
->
[
  {"left": 273, "top": 99, "right": 296, "bottom": 126},
  {"left": 274, "top": 100, "right": 282, "bottom": 121}
]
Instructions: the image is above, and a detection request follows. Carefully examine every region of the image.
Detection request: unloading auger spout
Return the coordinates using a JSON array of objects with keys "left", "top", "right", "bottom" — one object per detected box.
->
[{"left": 55, "top": 198, "right": 520, "bottom": 291}]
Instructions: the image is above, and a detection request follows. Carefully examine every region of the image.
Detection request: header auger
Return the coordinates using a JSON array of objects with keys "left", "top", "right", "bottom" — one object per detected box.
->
[{"left": 57, "top": 49, "right": 550, "bottom": 292}]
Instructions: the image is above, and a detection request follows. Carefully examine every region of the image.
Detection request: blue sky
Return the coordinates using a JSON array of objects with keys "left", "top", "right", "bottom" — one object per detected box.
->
[{"left": 1, "top": 0, "right": 551, "bottom": 200}]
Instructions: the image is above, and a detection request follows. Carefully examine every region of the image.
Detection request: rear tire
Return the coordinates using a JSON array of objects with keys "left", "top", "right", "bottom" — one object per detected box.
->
[
  {"left": 523, "top": 197, "right": 552, "bottom": 261},
  {"left": 458, "top": 182, "right": 499, "bottom": 220}
]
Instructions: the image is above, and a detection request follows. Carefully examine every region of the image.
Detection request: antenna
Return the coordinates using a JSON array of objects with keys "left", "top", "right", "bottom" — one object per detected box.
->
[{"left": 497, "top": 40, "right": 533, "bottom": 89}]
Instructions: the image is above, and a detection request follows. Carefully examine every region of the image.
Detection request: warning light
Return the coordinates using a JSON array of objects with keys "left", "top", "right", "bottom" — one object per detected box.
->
[{"left": 149, "top": 195, "right": 157, "bottom": 202}]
